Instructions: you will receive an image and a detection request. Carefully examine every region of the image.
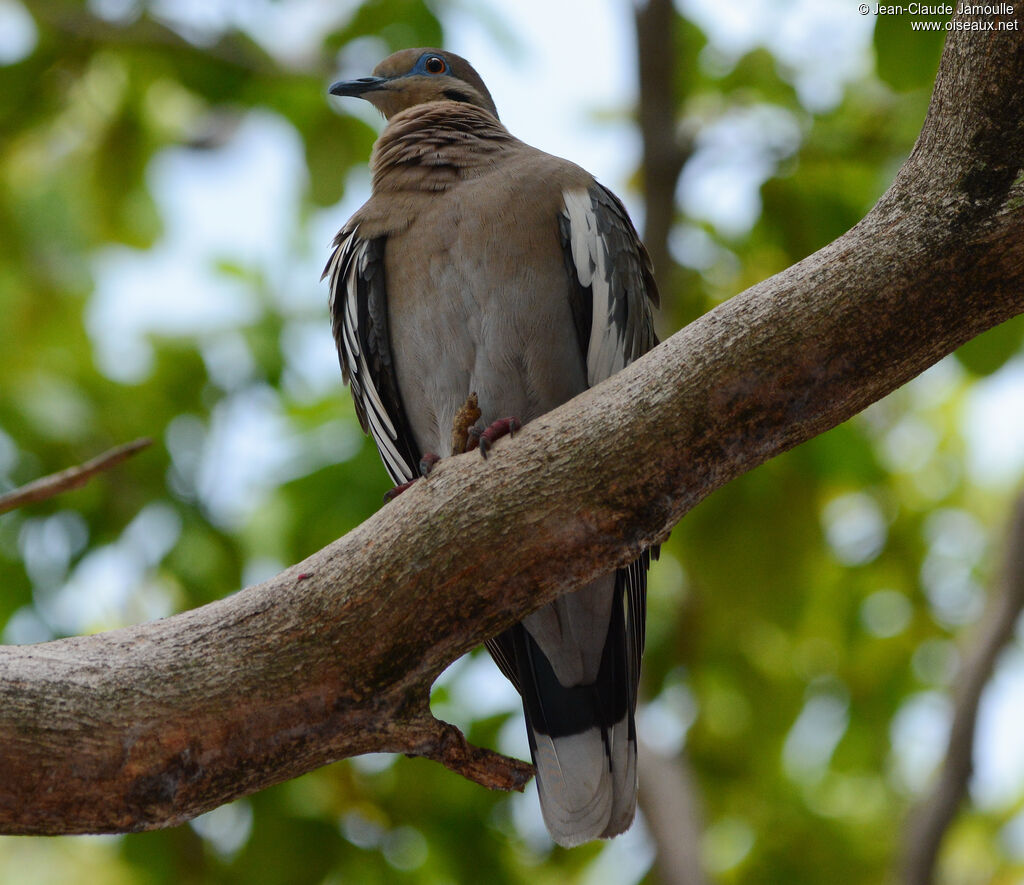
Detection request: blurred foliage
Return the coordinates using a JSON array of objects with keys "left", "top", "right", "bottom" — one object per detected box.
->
[
  {"left": 874, "top": 11, "right": 948, "bottom": 92},
  {"left": 1, "top": 2, "right": 1023, "bottom": 884}
]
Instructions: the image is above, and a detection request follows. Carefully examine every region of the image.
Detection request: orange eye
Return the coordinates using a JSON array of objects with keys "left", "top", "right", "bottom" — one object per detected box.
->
[{"left": 424, "top": 56, "right": 446, "bottom": 74}]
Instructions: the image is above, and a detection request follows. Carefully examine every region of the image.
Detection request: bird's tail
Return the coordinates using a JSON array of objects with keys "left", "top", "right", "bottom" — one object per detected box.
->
[
  {"left": 526, "top": 671, "right": 638, "bottom": 847},
  {"left": 493, "top": 572, "right": 641, "bottom": 847}
]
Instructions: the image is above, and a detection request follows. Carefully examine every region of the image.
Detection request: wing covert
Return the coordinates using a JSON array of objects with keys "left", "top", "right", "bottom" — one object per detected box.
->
[
  {"left": 559, "top": 184, "right": 660, "bottom": 387},
  {"left": 323, "top": 227, "right": 421, "bottom": 485}
]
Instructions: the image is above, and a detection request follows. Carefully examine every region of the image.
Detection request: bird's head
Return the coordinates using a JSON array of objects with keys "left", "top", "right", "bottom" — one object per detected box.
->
[{"left": 329, "top": 49, "right": 499, "bottom": 120}]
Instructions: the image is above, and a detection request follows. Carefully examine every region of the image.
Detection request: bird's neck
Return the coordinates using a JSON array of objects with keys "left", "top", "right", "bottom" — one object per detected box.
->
[{"left": 370, "top": 101, "right": 514, "bottom": 193}]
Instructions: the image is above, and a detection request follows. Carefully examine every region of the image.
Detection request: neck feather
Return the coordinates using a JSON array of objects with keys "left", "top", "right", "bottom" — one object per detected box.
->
[{"left": 370, "top": 101, "right": 513, "bottom": 192}]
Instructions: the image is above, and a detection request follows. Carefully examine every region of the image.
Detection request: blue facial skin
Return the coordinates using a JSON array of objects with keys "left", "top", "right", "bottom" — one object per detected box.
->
[
  {"left": 410, "top": 53, "right": 453, "bottom": 78},
  {"left": 328, "top": 53, "right": 460, "bottom": 101}
]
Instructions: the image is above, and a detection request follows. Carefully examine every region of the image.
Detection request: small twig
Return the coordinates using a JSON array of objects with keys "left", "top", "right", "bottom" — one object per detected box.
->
[
  {"left": 0, "top": 438, "right": 153, "bottom": 515},
  {"left": 407, "top": 715, "right": 535, "bottom": 793},
  {"left": 903, "top": 491, "right": 1024, "bottom": 885}
]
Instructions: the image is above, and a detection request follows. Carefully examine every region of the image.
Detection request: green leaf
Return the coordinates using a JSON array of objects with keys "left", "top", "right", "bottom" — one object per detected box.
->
[
  {"left": 325, "top": 0, "right": 443, "bottom": 54},
  {"left": 303, "top": 116, "right": 377, "bottom": 207}
]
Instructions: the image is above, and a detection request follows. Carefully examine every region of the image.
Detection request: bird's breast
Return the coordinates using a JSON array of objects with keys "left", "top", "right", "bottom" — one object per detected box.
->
[{"left": 384, "top": 183, "right": 588, "bottom": 457}]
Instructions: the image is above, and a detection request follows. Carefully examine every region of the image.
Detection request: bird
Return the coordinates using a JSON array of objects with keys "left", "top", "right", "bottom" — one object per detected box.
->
[{"left": 323, "top": 48, "right": 659, "bottom": 847}]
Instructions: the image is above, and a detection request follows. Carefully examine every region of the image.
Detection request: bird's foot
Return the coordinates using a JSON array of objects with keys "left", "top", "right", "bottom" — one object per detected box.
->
[
  {"left": 466, "top": 418, "right": 520, "bottom": 458},
  {"left": 383, "top": 452, "right": 440, "bottom": 502},
  {"left": 383, "top": 481, "right": 414, "bottom": 502}
]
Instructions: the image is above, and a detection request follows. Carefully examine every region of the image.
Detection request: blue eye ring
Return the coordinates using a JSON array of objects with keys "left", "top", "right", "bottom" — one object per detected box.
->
[{"left": 424, "top": 55, "right": 447, "bottom": 75}]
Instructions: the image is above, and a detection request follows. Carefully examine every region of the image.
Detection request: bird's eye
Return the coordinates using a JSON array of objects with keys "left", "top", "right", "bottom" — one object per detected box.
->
[{"left": 424, "top": 56, "right": 446, "bottom": 74}]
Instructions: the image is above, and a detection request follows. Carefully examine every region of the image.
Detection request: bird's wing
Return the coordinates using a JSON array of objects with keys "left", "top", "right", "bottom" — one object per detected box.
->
[
  {"left": 558, "top": 183, "right": 660, "bottom": 691},
  {"left": 559, "top": 183, "right": 660, "bottom": 387},
  {"left": 323, "top": 226, "right": 422, "bottom": 485}
]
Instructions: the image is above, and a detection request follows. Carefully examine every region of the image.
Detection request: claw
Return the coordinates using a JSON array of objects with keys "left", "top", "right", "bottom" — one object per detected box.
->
[
  {"left": 384, "top": 452, "right": 440, "bottom": 502},
  {"left": 469, "top": 417, "right": 520, "bottom": 459},
  {"left": 383, "top": 480, "right": 417, "bottom": 502}
]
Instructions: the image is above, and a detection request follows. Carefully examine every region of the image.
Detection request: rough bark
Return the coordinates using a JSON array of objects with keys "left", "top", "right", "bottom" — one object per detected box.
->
[{"left": 0, "top": 10, "right": 1022, "bottom": 835}]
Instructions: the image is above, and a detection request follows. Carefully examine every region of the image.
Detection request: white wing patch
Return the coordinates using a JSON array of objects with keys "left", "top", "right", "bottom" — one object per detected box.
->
[
  {"left": 561, "top": 188, "right": 628, "bottom": 386},
  {"left": 325, "top": 227, "right": 417, "bottom": 485}
]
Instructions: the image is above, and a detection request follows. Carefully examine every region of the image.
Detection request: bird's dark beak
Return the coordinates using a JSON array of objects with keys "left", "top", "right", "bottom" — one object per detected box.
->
[{"left": 329, "top": 76, "right": 391, "bottom": 98}]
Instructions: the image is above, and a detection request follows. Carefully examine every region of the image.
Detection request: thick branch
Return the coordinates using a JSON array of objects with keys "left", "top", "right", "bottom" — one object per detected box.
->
[
  {"left": 0, "top": 12, "right": 1022, "bottom": 835},
  {"left": 0, "top": 438, "right": 152, "bottom": 515},
  {"left": 903, "top": 492, "right": 1024, "bottom": 885}
]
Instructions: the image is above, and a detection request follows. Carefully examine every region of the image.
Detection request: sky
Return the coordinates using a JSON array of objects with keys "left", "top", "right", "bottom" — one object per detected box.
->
[{"left": 4, "top": 0, "right": 1024, "bottom": 870}]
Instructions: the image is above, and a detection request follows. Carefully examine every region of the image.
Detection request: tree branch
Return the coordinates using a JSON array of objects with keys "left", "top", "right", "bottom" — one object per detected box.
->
[
  {"left": 634, "top": 0, "right": 692, "bottom": 288},
  {"left": 0, "top": 438, "right": 152, "bottom": 515},
  {"left": 903, "top": 491, "right": 1024, "bottom": 885},
  {"left": 639, "top": 742, "right": 707, "bottom": 885},
  {"left": 0, "top": 11, "right": 1021, "bottom": 835}
]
